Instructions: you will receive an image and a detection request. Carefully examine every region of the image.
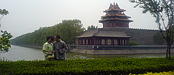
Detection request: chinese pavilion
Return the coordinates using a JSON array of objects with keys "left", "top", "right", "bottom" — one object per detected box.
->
[
  {"left": 76, "top": 3, "right": 133, "bottom": 45},
  {"left": 99, "top": 3, "right": 133, "bottom": 28}
]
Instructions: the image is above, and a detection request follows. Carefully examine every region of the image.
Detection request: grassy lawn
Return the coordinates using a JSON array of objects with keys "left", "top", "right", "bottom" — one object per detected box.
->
[{"left": 0, "top": 58, "right": 174, "bottom": 74}]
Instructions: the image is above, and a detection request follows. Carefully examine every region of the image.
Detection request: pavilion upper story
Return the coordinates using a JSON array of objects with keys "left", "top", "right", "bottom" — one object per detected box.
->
[{"left": 99, "top": 3, "right": 133, "bottom": 28}]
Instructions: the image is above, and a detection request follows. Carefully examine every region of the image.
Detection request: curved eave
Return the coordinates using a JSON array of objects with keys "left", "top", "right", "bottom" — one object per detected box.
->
[
  {"left": 104, "top": 9, "right": 126, "bottom": 12},
  {"left": 77, "top": 35, "right": 131, "bottom": 38},
  {"left": 94, "top": 35, "right": 131, "bottom": 38},
  {"left": 101, "top": 15, "right": 131, "bottom": 18},
  {"left": 76, "top": 36, "right": 93, "bottom": 38},
  {"left": 99, "top": 18, "right": 133, "bottom": 23}
]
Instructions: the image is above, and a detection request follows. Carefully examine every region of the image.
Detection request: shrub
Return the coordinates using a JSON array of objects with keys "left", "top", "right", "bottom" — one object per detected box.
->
[
  {"left": 0, "top": 58, "right": 174, "bottom": 74},
  {"left": 127, "top": 41, "right": 139, "bottom": 45}
]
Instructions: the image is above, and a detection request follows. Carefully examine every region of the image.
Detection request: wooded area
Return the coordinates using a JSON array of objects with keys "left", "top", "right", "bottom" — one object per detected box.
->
[{"left": 10, "top": 19, "right": 85, "bottom": 46}]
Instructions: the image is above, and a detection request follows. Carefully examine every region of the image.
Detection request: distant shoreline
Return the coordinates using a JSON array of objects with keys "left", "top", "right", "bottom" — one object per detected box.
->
[{"left": 12, "top": 44, "right": 42, "bottom": 50}]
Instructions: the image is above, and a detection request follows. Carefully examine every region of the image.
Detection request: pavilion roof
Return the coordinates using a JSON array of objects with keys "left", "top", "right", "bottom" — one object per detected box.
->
[
  {"left": 103, "top": 3, "right": 125, "bottom": 12},
  {"left": 76, "top": 28, "right": 131, "bottom": 38},
  {"left": 101, "top": 14, "right": 131, "bottom": 18},
  {"left": 77, "top": 29, "right": 98, "bottom": 38}
]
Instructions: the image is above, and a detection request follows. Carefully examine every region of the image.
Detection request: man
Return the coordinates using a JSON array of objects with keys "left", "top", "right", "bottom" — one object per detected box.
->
[
  {"left": 43, "top": 36, "right": 54, "bottom": 60},
  {"left": 53, "top": 34, "right": 68, "bottom": 60}
]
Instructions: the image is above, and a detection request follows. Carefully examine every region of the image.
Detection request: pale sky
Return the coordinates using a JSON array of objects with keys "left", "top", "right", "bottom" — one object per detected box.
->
[{"left": 0, "top": 0, "right": 158, "bottom": 38}]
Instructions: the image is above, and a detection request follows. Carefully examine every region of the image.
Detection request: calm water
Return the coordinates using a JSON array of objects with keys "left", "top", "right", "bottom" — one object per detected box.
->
[
  {"left": 0, "top": 45, "right": 45, "bottom": 61},
  {"left": 0, "top": 45, "right": 173, "bottom": 61}
]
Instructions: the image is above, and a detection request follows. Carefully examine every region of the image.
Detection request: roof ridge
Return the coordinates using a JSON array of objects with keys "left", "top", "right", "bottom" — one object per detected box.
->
[{"left": 109, "top": 2, "right": 120, "bottom": 10}]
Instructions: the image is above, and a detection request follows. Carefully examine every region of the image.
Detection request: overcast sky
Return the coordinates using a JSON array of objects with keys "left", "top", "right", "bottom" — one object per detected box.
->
[{"left": 0, "top": 0, "right": 158, "bottom": 38}]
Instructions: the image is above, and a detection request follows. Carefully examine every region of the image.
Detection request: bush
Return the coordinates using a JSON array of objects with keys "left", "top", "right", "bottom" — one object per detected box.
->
[
  {"left": 127, "top": 41, "right": 139, "bottom": 45},
  {"left": 0, "top": 58, "right": 174, "bottom": 74}
]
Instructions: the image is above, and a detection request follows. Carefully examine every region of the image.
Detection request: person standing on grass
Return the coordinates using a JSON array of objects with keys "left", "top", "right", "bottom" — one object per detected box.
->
[
  {"left": 53, "top": 34, "right": 68, "bottom": 60},
  {"left": 42, "top": 36, "right": 54, "bottom": 60}
]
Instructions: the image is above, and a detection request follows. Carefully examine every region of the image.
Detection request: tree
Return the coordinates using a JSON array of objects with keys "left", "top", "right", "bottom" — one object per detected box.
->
[
  {"left": 0, "top": 9, "right": 12, "bottom": 52},
  {"left": 0, "top": 30, "right": 13, "bottom": 51},
  {"left": 58, "top": 19, "right": 85, "bottom": 44},
  {"left": 130, "top": 0, "right": 174, "bottom": 58},
  {"left": 10, "top": 19, "right": 85, "bottom": 46},
  {"left": 0, "top": 9, "right": 9, "bottom": 19},
  {"left": 87, "top": 25, "right": 98, "bottom": 30},
  {"left": 153, "top": 31, "right": 165, "bottom": 45}
]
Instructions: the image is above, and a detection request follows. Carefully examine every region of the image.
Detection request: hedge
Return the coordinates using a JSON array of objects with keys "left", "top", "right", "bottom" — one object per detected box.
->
[{"left": 0, "top": 58, "right": 174, "bottom": 74}]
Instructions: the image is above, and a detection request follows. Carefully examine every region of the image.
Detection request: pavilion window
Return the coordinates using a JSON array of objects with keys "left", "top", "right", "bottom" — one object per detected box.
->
[
  {"left": 122, "top": 39, "right": 125, "bottom": 45},
  {"left": 86, "top": 39, "right": 88, "bottom": 45},
  {"left": 79, "top": 39, "right": 81, "bottom": 45},
  {"left": 125, "top": 40, "right": 126, "bottom": 45},
  {"left": 108, "top": 22, "right": 109, "bottom": 27},
  {"left": 112, "top": 22, "right": 113, "bottom": 27},
  {"left": 113, "top": 22, "right": 116, "bottom": 27},
  {"left": 83, "top": 39, "right": 85, "bottom": 45},
  {"left": 98, "top": 39, "right": 100, "bottom": 45},
  {"left": 109, "top": 22, "right": 112, "bottom": 27},
  {"left": 108, "top": 39, "right": 111, "bottom": 45},
  {"left": 120, "top": 39, "right": 122, "bottom": 45},
  {"left": 102, "top": 39, "right": 105, "bottom": 45},
  {"left": 89, "top": 39, "right": 91, "bottom": 45},
  {"left": 114, "top": 39, "right": 118, "bottom": 45}
]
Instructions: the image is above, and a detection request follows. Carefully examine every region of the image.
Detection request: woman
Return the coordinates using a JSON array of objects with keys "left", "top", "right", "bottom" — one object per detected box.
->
[{"left": 43, "top": 36, "right": 54, "bottom": 60}]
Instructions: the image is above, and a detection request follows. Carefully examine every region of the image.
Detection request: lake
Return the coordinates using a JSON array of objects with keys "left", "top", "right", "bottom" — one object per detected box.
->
[{"left": 0, "top": 45, "right": 173, "bottom": 61}]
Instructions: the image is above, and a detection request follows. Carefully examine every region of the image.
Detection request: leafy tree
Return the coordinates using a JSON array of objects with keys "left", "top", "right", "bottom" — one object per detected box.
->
[
  {"left": 0, "top": 9, "right": 12, "bottom": 52},
  {"left": 87, "top": 25, "right": 98, "bottom": 30},
  {"left": 0, "top": 30, "right": 12, "bottom": 51},
  {"left": 10, "top": 19, "right": 85, "bottom": 46},
  {"left": 58, "top": 19, "right": 85, "bottom": 44},
  {"left": 130, "top": 0, "right": 174, "bottom": 58},
  {"left": 0, "top": 9, "right": 9, "bottom": 20},
  {"left": 153, "top": 31, "right": 165, "bottom": 45}
]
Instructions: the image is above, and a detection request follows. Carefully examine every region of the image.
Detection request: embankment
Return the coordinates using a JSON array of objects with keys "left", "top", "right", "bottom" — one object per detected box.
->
[{"left": 69, "top": 45, "right": 174, "bottom": 55}]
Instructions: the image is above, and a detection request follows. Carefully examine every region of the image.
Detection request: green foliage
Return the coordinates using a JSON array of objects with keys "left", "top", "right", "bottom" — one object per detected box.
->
[
  {"left": 10, "top": 19, "right": 85, "bottom": 45},
  {"left": 0, "top": 30, "right": 13, "bottom": 52},
  {"left": 153, "top": 31, "right": 165, "bottom": 45},
  {"left": 0, "top": 9, "right": 12, "bottom": 52},
  {"left": 87, "top": 25, "right": 98, "bottom": 30},
  {"left": 130, "top": 0, "right": 174, "bottom": 58},
  {"left": 127, "top": 41, "right": 139, "bottom": 45},
  {"left": 0, "top": 9, "right": 9, "bottom": 25},
  {"left": 0, "top": 9, "right": 9, "bottom": 15},
  {"left": 0, "top": 58, "right": 174, "bottom": 74}
]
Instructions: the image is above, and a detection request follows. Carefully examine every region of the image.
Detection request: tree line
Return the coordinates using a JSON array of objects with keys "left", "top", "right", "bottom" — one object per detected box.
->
[{"left": 10, "top": 19, "right": 85, "bottom": 46}]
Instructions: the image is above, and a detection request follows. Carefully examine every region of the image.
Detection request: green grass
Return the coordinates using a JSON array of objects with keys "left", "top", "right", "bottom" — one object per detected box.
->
[{"left": 0, "top": 58, "right": 174, "bottom": 75}]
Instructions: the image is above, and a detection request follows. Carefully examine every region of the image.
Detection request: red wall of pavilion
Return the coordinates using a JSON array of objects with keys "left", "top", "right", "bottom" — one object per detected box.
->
[{"left": 78, "top": 37, "right": 129, "bottom": 45}]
